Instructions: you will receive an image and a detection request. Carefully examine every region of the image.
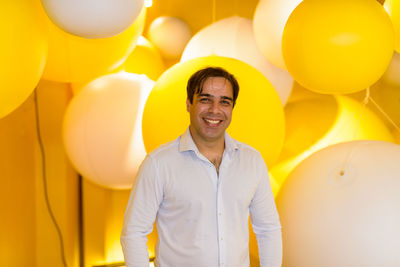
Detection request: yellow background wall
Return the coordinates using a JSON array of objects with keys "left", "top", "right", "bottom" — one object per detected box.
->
[
  {"left": 0, "top": 82, "right": 155, "bottom": 267},
  {"left": 1, "top": 88, "right": 36, "bottom": 266}
]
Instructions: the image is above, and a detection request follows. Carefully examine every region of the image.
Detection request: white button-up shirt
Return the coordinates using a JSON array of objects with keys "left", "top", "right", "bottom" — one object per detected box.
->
[{"left": 121, "top": 128, "right": 282, "bottom": 267}]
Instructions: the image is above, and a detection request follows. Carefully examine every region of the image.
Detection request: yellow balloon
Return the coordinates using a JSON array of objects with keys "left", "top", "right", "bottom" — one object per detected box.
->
[
  {"left": 146, "top": 0, "right": 259, "bottom": 34},
  {"left": 270, "top": 95, "right": 394, "bottom": 195},
  {"left": 124, "top": 36, "right": 165, "bottom": 80},
  {"left": 385, "top": 0, "right": 400, "bottom": 52},
  {"left": 286, "top": 81, "right": 323, "bottom": 104},
  {"left": 42, "top": 7, "right": 146, "bottom": 83},
  {"left": 282, "top": 0, "right": 394, "bottom": 94},
  {"left": 0, "top": 0, "right": 47, "bottom": 118},
  {"left": 142, "top": 56, "right": 285, "bottom": 166}
]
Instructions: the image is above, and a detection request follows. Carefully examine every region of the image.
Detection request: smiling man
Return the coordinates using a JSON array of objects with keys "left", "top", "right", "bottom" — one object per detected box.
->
[{"left": 121, "top": 67, "right": 282, "bottom": 267}]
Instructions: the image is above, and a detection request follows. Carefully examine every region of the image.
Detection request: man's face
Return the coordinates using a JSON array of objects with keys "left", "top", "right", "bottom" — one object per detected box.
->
[{"left": 187, "top": 77, "right": 234, "bottom": 144}]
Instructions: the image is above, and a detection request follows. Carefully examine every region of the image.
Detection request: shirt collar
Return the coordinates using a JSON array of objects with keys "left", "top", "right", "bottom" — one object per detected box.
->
[{"left": 179, "top": 127, "right": 239, "bottom": 154}]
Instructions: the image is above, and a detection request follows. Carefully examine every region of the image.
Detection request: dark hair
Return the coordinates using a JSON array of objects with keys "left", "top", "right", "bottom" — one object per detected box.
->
[{"left": 186, "top": 67, "right": 240, "bottom": 107}]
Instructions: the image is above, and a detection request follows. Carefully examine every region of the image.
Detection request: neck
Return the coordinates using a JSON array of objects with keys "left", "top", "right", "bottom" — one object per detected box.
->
[{"left": 189, "top": 127, "right": 225, "bottom": 158}]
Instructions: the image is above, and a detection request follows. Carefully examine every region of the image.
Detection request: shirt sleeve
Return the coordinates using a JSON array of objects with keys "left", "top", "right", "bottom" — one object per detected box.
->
[
  {"left": 121, "top": 155, "right": 163, "bottom": 267},
  {"left": 250, "top": 156, "right": 283, "bottom": 267}
]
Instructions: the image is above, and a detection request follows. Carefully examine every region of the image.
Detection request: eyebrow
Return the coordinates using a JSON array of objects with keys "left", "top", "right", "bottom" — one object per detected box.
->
[{"left": 198, "top": 93, "right": 233, "bottom": 102}]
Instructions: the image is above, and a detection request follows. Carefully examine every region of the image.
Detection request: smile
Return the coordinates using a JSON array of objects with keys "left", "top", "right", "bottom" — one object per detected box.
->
[{"left": 203, "top": 118, "right": 222, "bottom": 125}]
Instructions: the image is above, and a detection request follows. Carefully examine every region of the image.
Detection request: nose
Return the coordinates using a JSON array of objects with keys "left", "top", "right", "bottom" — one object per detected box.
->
[{"left": 208, "top": 100, "right": 220, "bottom": 113}]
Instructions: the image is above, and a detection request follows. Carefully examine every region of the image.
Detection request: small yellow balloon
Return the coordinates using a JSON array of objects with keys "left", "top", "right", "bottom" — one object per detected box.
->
[
  {"left": 42, "top": 7, "right": 146, "bottom": 83},
  {"left": 282, "top": 0, "right": 394, "bottom": 94},
  {"left": 385, "top": 0, "right": 400, "bottom": 53},
  {"left": 142, "top": 56, "right": 285, "bottom": 166},
  {"left": 0, "top": 0, "right": 48, "bottom": 118},
  {"left": 124, "top": 36, "right": 165, "bottom": 80},
  {"left": 146, "top": 0, "right": 259, "bottom": 34}
]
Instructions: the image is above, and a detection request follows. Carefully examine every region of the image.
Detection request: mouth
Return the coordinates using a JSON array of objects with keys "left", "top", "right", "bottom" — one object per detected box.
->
[{"left": 203, "top": 118, "right": 223, "bottom": 127}]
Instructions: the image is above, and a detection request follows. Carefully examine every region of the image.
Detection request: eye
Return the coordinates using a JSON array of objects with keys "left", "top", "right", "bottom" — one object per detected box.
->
[
  {"left": 199, "top": 97, "right": 211, "bottom": 103},
  {"left": 220, "top": 100, "right": 232, "bottom": 106}
]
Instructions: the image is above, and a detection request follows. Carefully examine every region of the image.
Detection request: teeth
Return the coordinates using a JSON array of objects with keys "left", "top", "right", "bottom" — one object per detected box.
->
[{"left": 204, "top": 118, "right": 220, "bottom": 125}]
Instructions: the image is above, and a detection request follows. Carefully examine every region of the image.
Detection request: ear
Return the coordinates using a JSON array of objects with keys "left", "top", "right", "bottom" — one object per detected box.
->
[{"left": 186, "top": 98, "right": 190, "bottom": 112}]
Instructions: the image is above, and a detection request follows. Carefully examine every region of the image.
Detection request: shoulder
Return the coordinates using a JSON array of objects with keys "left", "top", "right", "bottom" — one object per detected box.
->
[
  {"left": 147, "top": 136, "right": 181, "bottom": 161},
  {"left": 232, "top": 138, "right": 268, "bottom": 169},
  {"left": 234, "top": 138, "right": 263, "bottom": 158},
  {"left": 136, "top": 137, "right": 181, "bottom": 179}
]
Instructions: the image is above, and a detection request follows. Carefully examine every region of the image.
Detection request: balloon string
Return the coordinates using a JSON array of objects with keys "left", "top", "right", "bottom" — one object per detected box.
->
[
  {"left": 339, "top": 88, "right": 370, "bottom": 175},
  {"left": 368, "top": 95, "right": 400, "bottom": 134},
  {"left": 351, "top": 87, "right": 369, "bottom": 140},
  {"left": 34, "top": 87, "right": 69, "bottom": 267}
]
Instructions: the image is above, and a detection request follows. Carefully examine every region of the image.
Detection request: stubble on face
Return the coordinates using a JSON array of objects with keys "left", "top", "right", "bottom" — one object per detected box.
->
[{"left": 187, "top": 77, "right": 234, "bottom": 147}]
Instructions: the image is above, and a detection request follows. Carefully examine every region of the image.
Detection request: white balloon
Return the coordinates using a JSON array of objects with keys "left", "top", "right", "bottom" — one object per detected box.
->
[
  {"left": 41, "top": 0, "right": 144, "bottom": 38},
  {"left": 63, "top": 72, "right": 154, "bottom": 189},
  {"left": 181, "top": 16, "right": 293, "bottom": 105},
  {"left": 277, "top": 140, "right": 400, "bottom": 267},
  {"left": 148, "top": 16, "right": 192, "bottom": 60},
  {"left": 253, "top": 0, "right": 302, "bottom": 70}
]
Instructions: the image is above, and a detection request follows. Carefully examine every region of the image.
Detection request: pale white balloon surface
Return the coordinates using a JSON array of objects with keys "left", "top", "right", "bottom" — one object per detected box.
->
[
  {"left": 63, "top": 72, "right": 154, "bottom": 189},
  {"left": 181, "top": 16, "right": 293, "bottom": 105},
  {"left": 148, "top": 16, "right": 192, "bottom": 59},
  {"left": 253, "top": 0, "right": 302, "bottom": 70},
  {"left": 41, "top": 0, "right": 144, "bottom": 38},
  {"left": 277, "top": 140, "right": 400, "bottom": 267}
]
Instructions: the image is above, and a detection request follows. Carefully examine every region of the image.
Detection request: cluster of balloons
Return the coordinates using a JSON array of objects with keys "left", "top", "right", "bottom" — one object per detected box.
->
[
  {"left": 3, "top": 0, "right": 400, "bottom": 264},
  {"left": 1, "top": 0, "right": 146, "bottom": 119}
]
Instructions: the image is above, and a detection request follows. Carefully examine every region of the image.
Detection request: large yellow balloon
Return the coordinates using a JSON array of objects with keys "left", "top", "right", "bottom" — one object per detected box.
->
[
  {"left": 0, "top": 0, "right": 48, "bottom": 118},
  {"left": 282, "top": 0, "right": 394, "bottom": 94},
  {"left": 385, "top": 0, "right": 400, "bottom": 52},
  {"left": 142, "top": 56, "right": 285, "bottom": 166},
  {"left": 124, "top": 36, "right": 165, "bottom": 81},
  {"left": 41, "top": 7, "right": 146, "bottom": 83},
  {"left": 270, "top": 95, "right": 394, "bottom": 195}
]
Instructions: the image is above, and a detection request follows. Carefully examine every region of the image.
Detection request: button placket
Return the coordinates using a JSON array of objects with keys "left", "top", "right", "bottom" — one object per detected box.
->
[{"left": 217, "top": 164, "right": 226, "bottom": 267}]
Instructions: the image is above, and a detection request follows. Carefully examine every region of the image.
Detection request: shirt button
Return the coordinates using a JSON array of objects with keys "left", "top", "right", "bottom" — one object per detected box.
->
[
  {"left": 218, "top": 213, "right": 222, "bottom": 216},
  {"left": 220, "top": 237, "right": 223, "bottom": 241}
]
